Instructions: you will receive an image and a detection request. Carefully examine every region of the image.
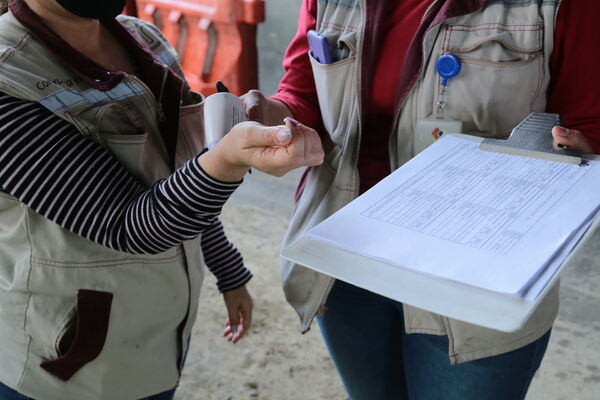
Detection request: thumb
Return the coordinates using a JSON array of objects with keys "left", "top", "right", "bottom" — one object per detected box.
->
[
  {"left": 551, "top": 126, "right": 593, "bottom": 153},
  {"left": 275, "top": 127, "right": 293, "bottom": 145},
  {"left": 244, "top": 124, "right": 292, "bottom": 147}
]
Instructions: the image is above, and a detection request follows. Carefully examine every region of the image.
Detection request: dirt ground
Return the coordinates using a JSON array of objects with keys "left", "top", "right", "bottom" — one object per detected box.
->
[{"left": 174, "top": 170, "right": 347, "bottom": 400}]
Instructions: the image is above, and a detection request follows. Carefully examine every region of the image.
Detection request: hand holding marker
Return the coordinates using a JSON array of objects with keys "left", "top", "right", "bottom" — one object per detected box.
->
[{"left": 208, "top": 80, "right": 297, "bottom": 152}]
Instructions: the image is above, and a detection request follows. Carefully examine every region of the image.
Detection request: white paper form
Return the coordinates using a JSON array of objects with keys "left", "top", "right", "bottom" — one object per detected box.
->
[
  {"left": 308, "top": 135, "right": 600, "bottom": 295},
  {"left": 521, "top": 218, "right": 594, "bottom": 301}
]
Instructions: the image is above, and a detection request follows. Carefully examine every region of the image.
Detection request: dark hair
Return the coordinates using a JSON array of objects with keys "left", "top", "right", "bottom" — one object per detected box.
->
[{"left": 0, "top": 0, "right": 6, "bottom": 15}]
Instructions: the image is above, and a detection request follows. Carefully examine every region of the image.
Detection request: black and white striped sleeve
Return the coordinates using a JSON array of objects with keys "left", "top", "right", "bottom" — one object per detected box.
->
[
  {"left": 0, "top": 93, "right": 251, "bottom": 292},
  {"left": 201, "top": 219, "right": 251, "bottom": 292}
]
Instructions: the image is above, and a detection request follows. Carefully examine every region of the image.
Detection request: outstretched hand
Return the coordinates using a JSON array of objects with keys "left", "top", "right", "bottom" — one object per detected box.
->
[
  {"left": 199, "top": 118, "right": 324, "bottom": 182},
  {"left": 231, "top": 117, "right": 324, "bottom": 177}
]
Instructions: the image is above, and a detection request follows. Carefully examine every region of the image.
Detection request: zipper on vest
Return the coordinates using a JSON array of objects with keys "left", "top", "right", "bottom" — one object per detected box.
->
[
  {"left": 388, "top": 0, "right": 444, "bottom": 170},
  {"left": 420, "top": 0, "right": 440, "bottom": 25},
  {"left": 156, "top": 66, "right": 169, "bottom": 123},
  {"left": 301, "top": 0, "right": 368, "bottom": 332},
  {"left": 128, "top": 75, "right": 159, "bottom": 114},
  {"left": 124, "top": 74, "right": 172, "bottom": 165},
  {"left": 300, "top": 278, "right": 335, "bottom": 333},
  {"left": 126, "top": 67, "right": 168, "bottom": 124},
  {"left": 311, "top": 0, "right": 368, "bottom": 321},
  {"left": 353, "top": 0, "right": 365, "bottom": 196}
]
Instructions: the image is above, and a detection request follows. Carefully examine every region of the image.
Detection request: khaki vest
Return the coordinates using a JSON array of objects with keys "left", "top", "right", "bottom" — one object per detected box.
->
[
  {"left": 0, "top": 12, "right": 207, "bottom": 400},
  {"left": 282, "top": 0, "right": 560, "bottom": 364}
]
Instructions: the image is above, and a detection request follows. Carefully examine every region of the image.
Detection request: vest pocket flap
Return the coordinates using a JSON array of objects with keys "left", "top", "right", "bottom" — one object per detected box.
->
[
  {"left": 40, "top": 289, "right": 113, "bottom": 381},
  {"left": 443, "top": 24, "right": 543, "bottom": 64},
  {"left": 430, "top": 22, "right": 547, "bottom": 137},
  {"left": 97, "top": 132, "right": 148, "bottom": 144}
]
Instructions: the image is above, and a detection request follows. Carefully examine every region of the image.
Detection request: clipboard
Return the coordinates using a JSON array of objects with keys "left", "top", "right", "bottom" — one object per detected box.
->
[
  {"left": 479, "top": 113, "right": 584, "bottom": 165},
  {"left": 282, "top": 114, "right": 600, "bottom": 332}
]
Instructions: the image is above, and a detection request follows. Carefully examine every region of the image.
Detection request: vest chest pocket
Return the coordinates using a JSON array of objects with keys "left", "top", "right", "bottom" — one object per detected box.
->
[
  {"left": 93, "top": 102, "right": 172, "bottom": 185},
  {"left": 176, "top": 91, "right": 206, "bottom": 168},
  {"left": 434, "top": 23, "right": 546, "bottom": 137},
  {"left": 309, "top": 31, "right": 359, "bottom": 147},
  {"left": 97, "top": 131, "right": 172, "bottom": 186}
]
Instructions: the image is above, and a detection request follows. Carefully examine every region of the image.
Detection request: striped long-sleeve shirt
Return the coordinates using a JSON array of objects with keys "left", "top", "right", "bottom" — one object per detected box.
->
[{"left": 0, "top": 93, "right": 251, "bottom": 293}]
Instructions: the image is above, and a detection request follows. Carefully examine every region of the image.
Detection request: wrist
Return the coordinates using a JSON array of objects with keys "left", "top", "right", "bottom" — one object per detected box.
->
[
  {"left": 266, "top": 98, "right": 294, "bottom": 126},
  {"left": 197, "top": 143, "right": 249, "bottom": 182}
]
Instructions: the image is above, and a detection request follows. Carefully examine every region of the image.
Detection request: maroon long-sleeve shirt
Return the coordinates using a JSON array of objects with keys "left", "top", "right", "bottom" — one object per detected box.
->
[{"left": 273, "top": 0, "right": 600, "bottom": 192}]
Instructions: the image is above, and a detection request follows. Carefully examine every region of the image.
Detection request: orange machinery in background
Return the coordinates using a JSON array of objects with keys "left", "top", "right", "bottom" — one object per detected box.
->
[{"left": 126, "top": 0, "right": 265, "bottom": 96}]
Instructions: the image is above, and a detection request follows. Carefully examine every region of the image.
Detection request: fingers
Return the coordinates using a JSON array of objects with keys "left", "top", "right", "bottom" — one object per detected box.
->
[
  {"left": 225, "top": 302, "right": 241, "bottom": 339},
  {"left": 221, "top": 286, "right": 253, "bottom": 343},
  {"left": 241, "top": 90, "right": 265, "bottom": 123},
  {"left": 304, "top": 127, "right": 325, "bottom": 166},
  {"left": 284, "top": 118, "right": 325, "bottom": 167},
  {"left": 223, "top": 320, "right": 234, "bottom": 337},
  {"left": 223, "top": 118, "right": 324, "bottom": 177},
  {"left": 283, "top": 116, "right": 299, "bottom": 129},
  {"left": 223, "top": 313, "right": 250, "bottom": 343},
  {"left": 223, "top": 318, "right": 245, "bottom": 343},
  {"left": 239, "top": 296, "right": 253, "bottom": 336},
  {"left": 552, "top": 126, "right": 594, "bottom": 153}
]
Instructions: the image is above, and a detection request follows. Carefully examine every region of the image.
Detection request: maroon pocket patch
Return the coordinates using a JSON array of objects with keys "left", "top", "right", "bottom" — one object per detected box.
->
[{"left": 40, "top": 289, "right": 113, "bottom": 381}]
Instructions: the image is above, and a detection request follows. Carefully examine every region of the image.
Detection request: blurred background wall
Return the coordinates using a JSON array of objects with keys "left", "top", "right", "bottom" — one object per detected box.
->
[{"left": 256, "top": 0, "right": 302, "bottom": 96}]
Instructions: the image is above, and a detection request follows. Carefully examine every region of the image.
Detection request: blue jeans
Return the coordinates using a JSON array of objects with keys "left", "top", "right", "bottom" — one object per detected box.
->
[
  {"left": 0, "top": 381, "right": 175, "bottom": 400},
  {"left": 317, "top": 280, "right": 551, "bottom": 400}
]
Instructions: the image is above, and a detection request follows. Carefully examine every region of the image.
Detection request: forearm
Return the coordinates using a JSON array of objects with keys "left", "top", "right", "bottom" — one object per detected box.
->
[
  {"left": 121, "top": 156, "right": 241, "bottom": 253},
  {"left": 269, "top": 98, "right": 294, "bottom": 125},
  {"left": 0, "top": 93, "right": 240, "bottom": 254},
  {"left": 201, "top": 219, "right": 252, "bottom": 292},
  {"left": 260, "top": 96, "right": 294, "bottom": 127}
]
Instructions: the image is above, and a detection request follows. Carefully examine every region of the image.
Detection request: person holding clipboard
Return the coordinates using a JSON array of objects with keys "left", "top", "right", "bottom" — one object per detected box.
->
[{"left": 243, "top": 0, "right": 600, "bottom": 399}]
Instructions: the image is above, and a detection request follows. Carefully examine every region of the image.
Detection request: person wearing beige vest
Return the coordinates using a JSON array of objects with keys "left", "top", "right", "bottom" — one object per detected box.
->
[
  {"left": 0, "top": 0, "right": 324, "bottom": 399},
  {"left": 243, "top": 0, "right": 600, "bottom": 398}
]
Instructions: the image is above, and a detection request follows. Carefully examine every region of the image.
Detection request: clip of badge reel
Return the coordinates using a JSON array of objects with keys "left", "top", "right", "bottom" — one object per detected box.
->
[{"left": 414, "top": 54, "right": 464, "bottom": 154}]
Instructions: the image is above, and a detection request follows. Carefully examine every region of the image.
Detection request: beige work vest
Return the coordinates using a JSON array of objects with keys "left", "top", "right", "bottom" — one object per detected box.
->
[
  {"left": 282, "top": 0, "right": 560, "bottom": 364},
  {"left": 0, "top": 12, "right": 206, "bottom": 400}
]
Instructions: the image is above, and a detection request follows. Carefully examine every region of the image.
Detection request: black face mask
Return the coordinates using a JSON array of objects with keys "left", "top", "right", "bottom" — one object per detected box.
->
[{"left": 56, "top": 0, "right": 127, "bottom": 19}]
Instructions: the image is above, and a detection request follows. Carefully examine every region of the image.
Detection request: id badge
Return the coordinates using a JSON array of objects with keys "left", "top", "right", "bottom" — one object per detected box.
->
[
  {"left": 414, "top": 54, "right": 464, "bottom": 154},
  {"left": 414, "top": 116, "right": 463, "bottom": 154}
]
